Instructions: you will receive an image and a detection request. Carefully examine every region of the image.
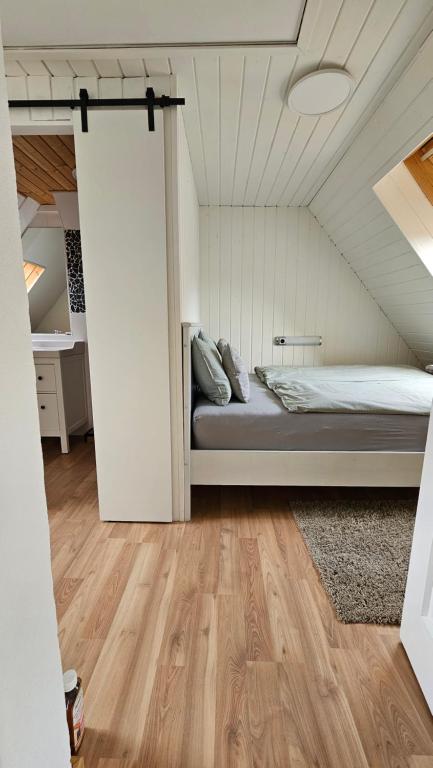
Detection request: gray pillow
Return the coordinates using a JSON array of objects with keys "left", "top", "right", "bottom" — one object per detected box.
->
[
  {"left": 217, "top": 337, "right": 229, "bottom": 357},
  {"left": 199, "top": 329, "right": 221, "bottom": 359},
  {"left": 192, "top": 336, "right": 231, "bottom": 406},
  {"left": 221, "top": 344, "right": 250, "bottom": 403}
]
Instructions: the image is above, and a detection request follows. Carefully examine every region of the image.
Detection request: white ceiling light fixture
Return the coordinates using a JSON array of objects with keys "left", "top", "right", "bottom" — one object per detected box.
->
[{"left": 287, "top": 69, "right": 354, "bottom": 116}]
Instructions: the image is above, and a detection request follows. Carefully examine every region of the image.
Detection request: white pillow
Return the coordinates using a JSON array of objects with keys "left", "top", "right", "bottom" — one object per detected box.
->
[{"left": 219, "top": 341, "right": 250, "bottom": 403}]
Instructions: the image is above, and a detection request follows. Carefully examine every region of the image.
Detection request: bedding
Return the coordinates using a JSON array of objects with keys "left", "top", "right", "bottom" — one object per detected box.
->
[
  {"left": 255, "top": 364, "right": 433, "bottom": 415},
  {"left": 192, "top": 374, "right": 428, "bottom": 451},
  {"left": 192, "top": 335, "right": 231, "bottom": 406},
  {"left": 199, "top": 329, "right": 221, "bottom": 358},
  {"left": 217, "top": 338, "right": 229, "bottom": 357},
  {"left": 219, "top": 340, "right": 250, "bottom": 403}
]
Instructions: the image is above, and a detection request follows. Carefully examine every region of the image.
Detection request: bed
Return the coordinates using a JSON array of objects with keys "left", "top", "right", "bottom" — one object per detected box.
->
[
  {"left": 183, "top": 323, "right": 428, "bottom": 521},
  {"left": 193, "top": 374, "right": 429, "bottom": 452}
]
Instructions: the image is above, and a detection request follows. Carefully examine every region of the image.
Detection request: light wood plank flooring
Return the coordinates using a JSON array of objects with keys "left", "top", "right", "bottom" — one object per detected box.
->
[{"left": 44, "top": 439, "right": 433, "bottom": 768}]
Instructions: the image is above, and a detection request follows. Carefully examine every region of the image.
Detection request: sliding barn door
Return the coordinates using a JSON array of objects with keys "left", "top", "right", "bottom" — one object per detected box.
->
[
  {"left": 401, "top": 405, "right": 433, "bottom": 712},
  {"left": 73, "top": 110, "right": 172, "bottom": 522}
]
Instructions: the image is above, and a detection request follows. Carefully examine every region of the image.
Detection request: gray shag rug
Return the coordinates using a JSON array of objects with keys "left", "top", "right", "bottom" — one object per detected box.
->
[{"left": 292, "top": 499, "right": 416, "bottom": 625}]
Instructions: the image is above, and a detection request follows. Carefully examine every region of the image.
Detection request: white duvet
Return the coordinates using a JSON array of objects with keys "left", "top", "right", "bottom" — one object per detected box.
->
[{"left": 254, "top": 365, "right": 433, "bottom": 415}]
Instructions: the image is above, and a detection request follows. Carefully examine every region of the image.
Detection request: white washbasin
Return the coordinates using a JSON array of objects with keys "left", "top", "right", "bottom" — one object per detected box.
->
[
  {"left": 32, "top": 344, "right": 75, "bottom": 351},
  {"left": 32, "top": 336, "right": 76, "bottom": 352}
]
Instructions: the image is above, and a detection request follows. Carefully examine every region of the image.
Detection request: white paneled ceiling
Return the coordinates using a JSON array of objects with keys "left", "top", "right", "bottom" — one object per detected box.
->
[
  {"left": 176, "top": 0, "right": 433, "bottom": 206},
  {"left": 0, "top": 0, "right": 306, "bottom": 46},
  {"left": 5, "top": 0, "right": 433, "bottom": 207},
  {"left": 310, "top": 26, "right": 433, "bottom": 366}
]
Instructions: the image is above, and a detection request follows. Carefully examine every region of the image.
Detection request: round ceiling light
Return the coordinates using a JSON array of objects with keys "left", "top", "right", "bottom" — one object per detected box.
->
[{"left": 287, "top": 69, "right": 354, "bottom": 116}]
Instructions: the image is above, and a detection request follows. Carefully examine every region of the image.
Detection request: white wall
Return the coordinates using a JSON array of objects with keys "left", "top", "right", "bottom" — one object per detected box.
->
[
  {"left": 161, "top": 99, "right": 200, "bottom": 523},
  {"left": 18, "top": 194, "right": 39, "bottom": 234},
  {"left": 178, "top": 113, "right": 200, "bottom": 321},
  {"left": 200, "top": 206, "right": 416, "bottom": 372},
  {"left": 36, "top": 288, "right": 69, "bottom": 333},
  {"left": 0, "top": 32, "right": 70, "bottom": 768},
  {"left": 310, "top": 30, "right": 433, "bottom": 366},
  {"left": 23, "top": 227, "right": 69, "bottom": 331},
  {"left": 53, "top": 191, "right": 80, "bottom": 230},
  {"left": 401, "top": 400, "right": 433, "bottom": 714}
]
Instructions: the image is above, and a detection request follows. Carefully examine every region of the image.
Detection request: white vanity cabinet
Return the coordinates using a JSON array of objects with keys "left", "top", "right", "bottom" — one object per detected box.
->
[{"left": 33, "top": 342, "right": 88, "bottom": 453}]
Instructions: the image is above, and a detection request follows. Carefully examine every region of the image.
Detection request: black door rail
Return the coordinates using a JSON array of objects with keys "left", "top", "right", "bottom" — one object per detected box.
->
[{"left": 8, "top": 87, "right": 185, "bottom": 132}]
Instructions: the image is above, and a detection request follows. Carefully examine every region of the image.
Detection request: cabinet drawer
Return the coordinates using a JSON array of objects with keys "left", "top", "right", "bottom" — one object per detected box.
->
[
  {"left": 37, "top": 394, "right": 60, "bottom": 433},
  {"left": 35, "top": 364, "right": 56, "bottom": 393}
]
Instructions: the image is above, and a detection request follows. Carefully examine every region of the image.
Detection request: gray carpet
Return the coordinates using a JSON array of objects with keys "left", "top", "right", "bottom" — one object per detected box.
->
[{"left": 292, "top": 499, "right": 416, "bottom": 625}]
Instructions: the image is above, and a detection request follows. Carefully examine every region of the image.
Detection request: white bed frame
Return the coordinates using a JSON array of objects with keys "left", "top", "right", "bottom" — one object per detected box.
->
[{"left": 182, "top": 323, "right": 424, "bottom": 521}]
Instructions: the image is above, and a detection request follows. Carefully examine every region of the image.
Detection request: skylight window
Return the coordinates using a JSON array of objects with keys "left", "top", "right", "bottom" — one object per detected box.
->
[
  {"left": 374, "top": 141, "right": 433, "bottom": 278},
  {"left": 23, "top": 260, "right": 45, "bottom": 292}
]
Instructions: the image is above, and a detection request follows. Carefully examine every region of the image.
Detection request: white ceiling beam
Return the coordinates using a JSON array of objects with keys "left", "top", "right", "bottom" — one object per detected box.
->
[
  {"left": 18, "top": 196, "right": 39, "bottom": 234},
  {"left": 3, "top": 44, "right": 299, "bottom": 62},
  {"left": 53, "top": 191, "right": 80, "bottom": 229}
]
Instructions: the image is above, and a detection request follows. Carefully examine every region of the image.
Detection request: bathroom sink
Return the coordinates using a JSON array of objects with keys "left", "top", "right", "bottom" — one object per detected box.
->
[
  {"left": 32, "top": 337, "right": 76, "bottom": 352},
  {"left": 32, "top": 334, "right": 82, "bottom": 354},
  {"left": 32, "top": 343, "right": 75, "bottom": 351}
]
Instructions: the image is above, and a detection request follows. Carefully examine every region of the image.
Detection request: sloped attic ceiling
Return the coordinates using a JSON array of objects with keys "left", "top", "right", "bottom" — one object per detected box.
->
[
  {"left": 4, "top": 0, "right": 433, "bottom": 206},
  {"left": 309, "top": 29, "right": 433, "bottom": 366},
  {"left": 4, "top": 1, "right": 433, "bottom": 364}
]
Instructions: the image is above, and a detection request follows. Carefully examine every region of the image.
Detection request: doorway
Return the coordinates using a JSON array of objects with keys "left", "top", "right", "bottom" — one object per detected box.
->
[{"left": 13, "top": 131, "right": 95, "bottom": 456}]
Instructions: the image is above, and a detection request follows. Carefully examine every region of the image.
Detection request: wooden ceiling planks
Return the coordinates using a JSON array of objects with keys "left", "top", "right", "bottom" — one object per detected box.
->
[
  {"left": 12, "top": 134, "right": 76, "bottom": 204},
  {"left": 404, "top": 137, "right": 433, "bottom": 207}
]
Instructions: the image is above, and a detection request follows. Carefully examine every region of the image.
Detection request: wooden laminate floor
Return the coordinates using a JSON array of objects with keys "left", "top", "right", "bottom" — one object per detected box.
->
[{"left": 44, "top": 439, "right": 433, "bottom": 768}]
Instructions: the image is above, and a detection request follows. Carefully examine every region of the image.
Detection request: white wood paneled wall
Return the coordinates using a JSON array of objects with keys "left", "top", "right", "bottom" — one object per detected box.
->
[
  {"left": 200, "top": 206, "right": 417, "bottom": 372},
  {"left": 310, "top": 30, "right": 433, "bottom": 366}
]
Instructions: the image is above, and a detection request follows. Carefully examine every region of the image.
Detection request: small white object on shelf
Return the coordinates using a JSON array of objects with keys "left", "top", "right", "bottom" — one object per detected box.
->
[{"left": 425, "top": 365, "right": 433, "bottom": 374}]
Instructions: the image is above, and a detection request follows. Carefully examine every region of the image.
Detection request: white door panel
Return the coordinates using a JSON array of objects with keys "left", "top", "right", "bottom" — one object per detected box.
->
[
  {"left": 73, "top": 109, "right": 172, "bottom": 522},
  {"left": 401, "top": 404, "right": 433, "bottom": 712}
]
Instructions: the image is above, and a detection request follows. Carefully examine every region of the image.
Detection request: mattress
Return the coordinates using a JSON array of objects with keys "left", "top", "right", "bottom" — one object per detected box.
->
[{"left": 192, "top": 375, "right": 428, "bottom": 452}]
